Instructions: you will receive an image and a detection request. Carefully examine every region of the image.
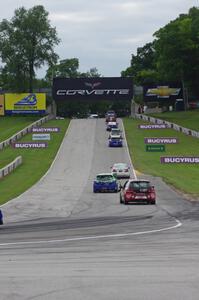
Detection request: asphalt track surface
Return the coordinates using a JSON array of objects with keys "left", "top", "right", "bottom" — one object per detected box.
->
[{"left": 1, "top": 118, "right": 199, "bottom": 300}]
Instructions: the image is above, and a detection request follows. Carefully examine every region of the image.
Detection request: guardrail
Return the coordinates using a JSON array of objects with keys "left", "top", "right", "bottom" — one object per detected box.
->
[
  {"left": 134, "top": 113, "right": 199, "bottom": 139},
  {"left": 0, "top": 156, "right": 22, "bottom": 179},
  {"left": 0, "top": 115, "right": 53, "bottom": 151}
]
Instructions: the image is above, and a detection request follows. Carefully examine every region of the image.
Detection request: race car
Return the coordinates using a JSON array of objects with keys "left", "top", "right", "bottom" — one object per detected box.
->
[
  {"left": 119, "top": 179, "right": 156, "bottom": 205},
  {"left": 105, "top": 110, "right": 117, "bottom": 122},
  {"left": 111, "top": 163, "right": 130, "bottom": 178},
  {"left": 88, "top": 113, "right": 99, "bottom": 119},
  {"left": 0, "top": 209, "right": 3, "bottom": 225},
  {"left": 93, "top": 173, "right": 119, "bottom": 193},
  {"left": 109, "top": 137, "right": 123, "bottom": 147},
  {"left": 109, "top": 128, "right": 123, "bottom": 139},
  {"left": 106, "top": 121, "right": 118, "bottom": 131}
]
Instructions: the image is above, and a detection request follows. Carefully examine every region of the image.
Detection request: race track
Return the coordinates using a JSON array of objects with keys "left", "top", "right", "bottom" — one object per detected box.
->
[{"left": 1, "top": 118, "right": 199, "bottom": 300}]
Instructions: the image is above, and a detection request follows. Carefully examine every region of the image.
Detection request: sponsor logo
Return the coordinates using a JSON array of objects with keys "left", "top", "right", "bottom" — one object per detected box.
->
[
  {"left": 161, "top": 157, "right": 199, "bottom": 163},
  {"left": 146, "top": 86, "right": 181, "bottom": 98},
  {"left": 12, "top": 142, "right": 48, "bottom": 148},
  {"left": 32, "top": 127, "right": 60, "bottom": 133},
  {"left": 32, "top": 134, "right": 51, "bottom": 141},
  {"left": 145, "top": 137, "right": 178, "bottom": 144},
  {"left": 84, "top": 82, "right": 101, "bottom": 89},
  {"left": 14, "top": 94, "right": 37, "bottom": 106},
  {"left": 146, "top": 145, "right": 165, "bottom": 152},
  {"left": 56, "top": 89, "right": 130, "bottom": 96},
  {"left": 139, "top": 124, "right": 167, "bottom": 129}
]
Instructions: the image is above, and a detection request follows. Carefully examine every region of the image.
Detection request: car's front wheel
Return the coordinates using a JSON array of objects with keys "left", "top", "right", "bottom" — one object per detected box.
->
[{"left": 150, "top": 200, "right": 156, "bottom": 205}]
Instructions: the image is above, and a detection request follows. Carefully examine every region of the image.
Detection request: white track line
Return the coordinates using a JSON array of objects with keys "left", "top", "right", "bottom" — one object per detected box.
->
[
  {"left": 0, "top": 218, "right": 182, "bottom": 247},
  {"left": 121, "top": 119, "right": 137, "bottom": 180}
]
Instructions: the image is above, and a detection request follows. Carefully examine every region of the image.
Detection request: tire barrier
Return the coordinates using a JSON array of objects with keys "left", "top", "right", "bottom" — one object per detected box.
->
[
  {"left": 0, "top": 156, "right": 22, "bottom": 179},
  {"left": 134, "top": 113, "right": 199, "bottom": 139}
]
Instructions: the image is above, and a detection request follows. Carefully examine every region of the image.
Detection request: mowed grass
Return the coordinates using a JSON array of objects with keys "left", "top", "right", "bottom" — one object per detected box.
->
[
  {"left": 148, "top": 109, "right": 199, "bottom": 131},
  {"left": 123, "top": 117, "right": 199, "bottom": 198},
  {"left": 0, "top": 116, "right": 40, "bottom": 142},
  {"left": 0, "top": 118, "right": 70, "bottom": 204}
]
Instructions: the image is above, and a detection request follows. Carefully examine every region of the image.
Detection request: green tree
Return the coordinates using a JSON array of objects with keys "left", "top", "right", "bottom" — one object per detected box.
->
[
  {"left": 0, "top": 5, "right": 60, "bottom": 92},
  {"left": 46, "top": 58, "right": 101, "bottom": 85},
  {"left": 80, "top": 67, "right": 101, "bottom": 78},
  {"left": 121, "top": 42, "right": 157, "bottom": 84},
  {"left": 154, "top": 7, "right": 199, "bottom": 97},
  {"left": 46, "top": 58, "right": 79, "bottom": 82},
  {"left": 136, "top": 69, "right": 159, "bottom": 85}
]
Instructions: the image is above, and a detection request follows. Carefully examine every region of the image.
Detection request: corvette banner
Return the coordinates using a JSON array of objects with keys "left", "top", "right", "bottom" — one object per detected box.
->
[{"left": 53, "top": 77, "right": 133, "bottom": 101}]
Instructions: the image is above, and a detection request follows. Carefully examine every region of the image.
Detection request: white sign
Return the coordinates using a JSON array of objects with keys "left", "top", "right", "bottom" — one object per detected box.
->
[{"left": 32, "top": 134, "right": 51, "bottom": 140}]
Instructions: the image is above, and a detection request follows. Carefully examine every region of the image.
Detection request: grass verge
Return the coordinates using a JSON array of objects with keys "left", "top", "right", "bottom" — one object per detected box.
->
[
  {"left": 0, "top": 116, "right": 40, "bottom": 142},
  {"left": 123, "top": 117, "right": 199, "bottom": 198},
  {"left": 148, "top": 109, "right": 199, "bottom": 131},
  {"left": 0, "top": 118, "right": 70, "bottom": 204}
]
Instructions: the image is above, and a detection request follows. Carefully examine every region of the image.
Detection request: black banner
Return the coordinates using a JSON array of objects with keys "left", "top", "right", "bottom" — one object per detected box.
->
[
  {"left": 143, "top": 83, "right": 183, "bottom": 103},
  {"left": 53, "top": 77, "right": 133, "bottom": 101}
]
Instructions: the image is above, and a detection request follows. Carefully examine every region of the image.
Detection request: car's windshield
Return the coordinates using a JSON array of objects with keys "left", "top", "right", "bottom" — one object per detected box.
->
[
  {"left": 111, "top": 129, "right": 121, "bottom": 134},
  {"left": 96, "top": 175, "right": 114, "bottom": 181},
  {"left": 114, "top": 163, "right": 126, "bottom": 169},
  {"left": 106, "top": 111, "right": 115, "bottom": 115},
  {"left": 129, "top": 181, "right": 151, "bottom": 190}
]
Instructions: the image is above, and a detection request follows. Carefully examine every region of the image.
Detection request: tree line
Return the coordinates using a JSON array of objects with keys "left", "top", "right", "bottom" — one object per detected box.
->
[
  {"left": 0, "top": 5, "right": 198, "bottom": 101},
  {"left": 0, "top": 5, "right": 101, "bottom": 94},
  {"left": 121, "top": 6, "right": 199, "bottom": 100}
]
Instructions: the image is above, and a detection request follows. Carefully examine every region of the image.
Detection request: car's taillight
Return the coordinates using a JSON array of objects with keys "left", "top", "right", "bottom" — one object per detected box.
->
[
  {"left": 147, "top": 188, "right": 155, "bottom": 199},
  {"left": 124, "top": 169, "right": 128, "bottom": 172},
  {"left": 112, "top": 169, "right": 117, "bottom": 172},
  {"left": 125, "top": 189, "right": 134, "bottom": 199}
]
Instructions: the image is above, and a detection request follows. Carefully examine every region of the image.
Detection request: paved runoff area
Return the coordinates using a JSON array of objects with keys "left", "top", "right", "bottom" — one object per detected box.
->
[{"left": 1, "top": 118, "right": 199, "bottom": 300}]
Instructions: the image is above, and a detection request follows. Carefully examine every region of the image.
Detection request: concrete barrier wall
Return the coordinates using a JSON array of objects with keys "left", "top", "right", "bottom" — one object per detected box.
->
[
  {"left": 134, "top": 113, "right": 199, "bottom": 138},
  {"left": 0, "top": 115, "right": 52, "bottom": 151},
  {"left": 0, "top": 156, "right": 22, "bottom": 179}
]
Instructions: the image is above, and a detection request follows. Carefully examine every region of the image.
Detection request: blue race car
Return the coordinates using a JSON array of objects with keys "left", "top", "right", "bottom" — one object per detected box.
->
[
  {"left": 109, "top": 137, "right": 123, "bottom": 147},
  {"left": 0, "top": 209, "right": 3, "bottom": 225},
  {"left": 93, "top": 173, "right": 118, "bottom": 193}
]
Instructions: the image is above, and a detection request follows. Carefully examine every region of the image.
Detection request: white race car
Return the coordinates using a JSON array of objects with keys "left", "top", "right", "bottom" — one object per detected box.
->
[
  {"left": 111, "top": 163, "right": 130, "bottom": 178},
  {"left": 109, "top": 128, "right": 122, "bottom": 139}
]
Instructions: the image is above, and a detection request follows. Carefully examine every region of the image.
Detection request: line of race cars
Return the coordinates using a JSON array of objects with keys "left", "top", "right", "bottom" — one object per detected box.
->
[
  {"left": 0, "top": 112, "right": 156, "bottom": 227},
  {"left": 93, "top": 110, "right": 156, "bottom": 204},
  {"left": 106, "top": 111, "right": 123, "bottom": 147}
]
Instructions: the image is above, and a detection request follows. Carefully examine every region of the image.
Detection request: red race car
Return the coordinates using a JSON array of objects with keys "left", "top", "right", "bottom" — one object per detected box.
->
[{"left": 119, "top": 179, "right": 156, "bottom": 205}]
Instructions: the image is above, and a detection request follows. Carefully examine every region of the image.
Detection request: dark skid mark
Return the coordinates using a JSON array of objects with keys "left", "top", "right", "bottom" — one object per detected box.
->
[{"left": 0, "top": 215, "right": 153, "bottom": 234}]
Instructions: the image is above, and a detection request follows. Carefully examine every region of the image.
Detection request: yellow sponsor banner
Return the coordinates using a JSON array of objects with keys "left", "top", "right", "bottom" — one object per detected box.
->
[
  {"left": 0, "top": 95, "right": 5, "bottom": 116},
  {"left": 5, "top": 93, "right": 46, "bottom": 114}
]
